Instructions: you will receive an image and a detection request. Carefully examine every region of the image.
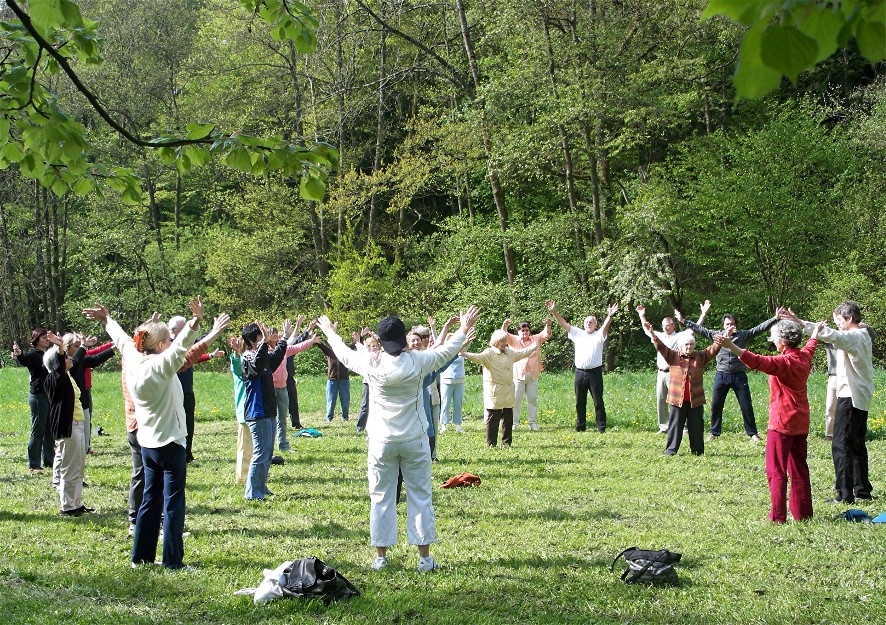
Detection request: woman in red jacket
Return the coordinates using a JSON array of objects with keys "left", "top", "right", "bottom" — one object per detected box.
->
[{"left": 716, "top": 320, "right": 824, "bottom": 523}]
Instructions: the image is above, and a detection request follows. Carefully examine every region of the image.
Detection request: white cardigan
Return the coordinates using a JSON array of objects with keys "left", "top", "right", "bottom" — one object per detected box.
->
[
  {"left": 107, "top": 317, "right": 198, "bottom": 449},
  {"left": 806, "top": 322, "right": 874, "bottom": 411}
]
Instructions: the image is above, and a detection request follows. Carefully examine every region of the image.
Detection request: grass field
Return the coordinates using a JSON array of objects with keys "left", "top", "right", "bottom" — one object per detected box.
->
[{"left": 1, "top": 366, "right": 885, "bottom": 624}]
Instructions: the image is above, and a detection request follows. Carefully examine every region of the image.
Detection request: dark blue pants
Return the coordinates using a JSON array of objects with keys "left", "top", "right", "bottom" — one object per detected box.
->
[
  {"left": 575, "top": 367, "right": 606, "bottom": 432},
  {"left": 132, "top": 442, "right": 187, "bottom": 569},
  {"left": 709, "top": 370, "right": 758, "bottom": 436},
  {"left": 832, "top": 398, "right": 872, "bottom": 502}
]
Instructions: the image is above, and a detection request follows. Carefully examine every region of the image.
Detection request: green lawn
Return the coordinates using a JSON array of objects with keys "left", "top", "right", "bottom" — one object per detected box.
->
[{"left": 1, "top": 367, "right": 884, "bottom": 624}]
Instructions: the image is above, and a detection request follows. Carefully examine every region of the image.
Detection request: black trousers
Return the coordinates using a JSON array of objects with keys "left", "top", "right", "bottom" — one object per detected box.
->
[
  {"left": 486, "top": 408, "right": 513, "bottom": 447},
  {"left": 832, "top": 397, "right": 872, "bottom": 502},
  {"left": 287, "top": 376, "right": 301, "bottom": 428},
  {"left": 665, "top": 404, "right": 704, "bottom": 456},
  {"left": 183, "top": 391, "right": 196, "bottom": 462},
  {"left": 575, "top": 367, "right": 606, "bottom": 432}
]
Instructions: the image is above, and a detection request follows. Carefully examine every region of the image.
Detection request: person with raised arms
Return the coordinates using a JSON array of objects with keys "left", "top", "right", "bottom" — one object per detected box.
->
[
  {"left": 715, "top": 319, "right": 823, "bottom": 522},
  {"left": 315, "top": 306, "right": 479, "bottom": 573},
  {"left": 546, "top": 300, "right": 618, "bottom": 433}
]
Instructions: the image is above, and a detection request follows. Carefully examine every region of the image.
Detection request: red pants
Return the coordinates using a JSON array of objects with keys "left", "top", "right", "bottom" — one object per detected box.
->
[{"left": 766, "top": 430, "right": 812, "bottom": 523}]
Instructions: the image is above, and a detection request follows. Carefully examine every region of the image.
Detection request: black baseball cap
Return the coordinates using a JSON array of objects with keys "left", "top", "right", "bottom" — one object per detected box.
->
[{"left": 376, "top": 316, "right": 407, "bottom": 353}]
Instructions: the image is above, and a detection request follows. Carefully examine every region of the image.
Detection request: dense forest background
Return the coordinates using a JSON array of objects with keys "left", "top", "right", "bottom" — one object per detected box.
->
[{"left": 1, "top": 0, "right": 884, "bottom": 370}]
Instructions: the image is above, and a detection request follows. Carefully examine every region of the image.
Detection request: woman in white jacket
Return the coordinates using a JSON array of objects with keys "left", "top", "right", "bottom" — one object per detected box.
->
[
  {"left": 316, "top": 306, "right": 478, "bottom": 573},
  {"left": 84, "top": 297, "right": 229, "bottom": 570}
]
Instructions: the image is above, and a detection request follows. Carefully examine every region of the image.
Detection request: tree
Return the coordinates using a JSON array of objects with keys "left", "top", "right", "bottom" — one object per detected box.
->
[{"left": 0, "top": 0, "right": 337, "bottom": 204}]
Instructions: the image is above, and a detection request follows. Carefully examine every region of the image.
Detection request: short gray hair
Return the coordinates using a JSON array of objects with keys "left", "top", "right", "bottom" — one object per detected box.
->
[
  {"left": 772, "top": 320, "right": 802, "bottom": 348},
  {"left": 168, "top": 315, "right": 187, "bottom": 334}
]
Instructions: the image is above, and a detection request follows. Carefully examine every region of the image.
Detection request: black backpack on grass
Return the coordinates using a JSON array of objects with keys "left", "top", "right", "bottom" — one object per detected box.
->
[
  {"left": 281, "top": 557, "right": 360, "bottom": 603},
  {"left": 611, "top": 547, "right": 681, "bottom": 586}
]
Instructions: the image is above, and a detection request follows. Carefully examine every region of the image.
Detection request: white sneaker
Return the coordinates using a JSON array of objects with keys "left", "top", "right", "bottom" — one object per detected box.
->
[
  {"left": 371, "top": 556, "right": 388, "bottom": 570},
  {"left": 439, "top": 424, "right": 447, "bottom": 433},
  {"left": 128, "top": 524, "right": 135, "bottom": 536},
  {"left": 529, "top": 423, "right": 539, "bottom": 431},
  {"left": 417, "top": 555, "right": 438, "bottom": 572},
  {"left": 454, "top": 425, "right": 465, "bottom": 433}
]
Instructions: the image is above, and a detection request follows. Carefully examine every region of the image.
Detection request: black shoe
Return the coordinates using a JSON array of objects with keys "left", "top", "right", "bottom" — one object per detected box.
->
[
  {"left": 575, "top": 426, "right": 586, "bottom": 432},
  {"left": 828, "top": 497, "right": 853, "bottom": 505},
  {"left": 60, "top": 508, "right": 84, "bottom": 517},
  {"left": 271, "top": 455, "right": 285, "bottom": 465},
  {"left": 78, "top": 505, "right": 95, "bottom": 513},
  {"left": 855, "top": 493, "right": 874, "bottom": 501}
]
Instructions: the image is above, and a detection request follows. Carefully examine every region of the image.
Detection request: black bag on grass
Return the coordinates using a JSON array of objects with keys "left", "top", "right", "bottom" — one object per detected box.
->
[
  {"left": 281, "top": 557, "right": 360, "bottom": 603},
  {"left": 611, "top": 547, "right": 681, "bottom": 586}
]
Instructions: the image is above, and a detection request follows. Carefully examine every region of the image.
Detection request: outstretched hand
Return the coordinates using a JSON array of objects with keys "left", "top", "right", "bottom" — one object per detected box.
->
[
  {"left": 82, "top": 303, "right": 110, "bottom": 323},
  {"left": 607, "top": 303, "right": 619, "bottom": 316},
  {"left": 714, "top": 333, "right": 734, "bottom": 349},
  {"left": 673, "top": 308, "right": 684, "bottom": 323},
  {"left": 459, "top": 305, "right": 480, "bottom": 331},
  {"left": 316, "top": 315, "right": 336, "bottom": 337},
  {"left": 188, "top": 296, "right": 205, "bottom": 322},
  {"left": 214, "top": 313, "right": 231, "bottom": 332},
  {"left": 780, "top": 308, "right": 802, "bottom": 324},
  {"left": 810, "top": 320, "right": 826, "bottom": 340}
]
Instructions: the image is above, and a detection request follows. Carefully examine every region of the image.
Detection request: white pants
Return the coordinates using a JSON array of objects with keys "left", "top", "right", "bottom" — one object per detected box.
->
[
  {"left": 513, "top": 375, "right": 539, "bottom": 427},
  {"left": 825, "top": 375, "right": 837, "bottom": 438},
  {"left": 56, "top": 421, "right": 85, "bottom": 512},
  {"left": 656, "top": 370, "right": 670, "bottom": 431},
  {"left": 367, "top": 437, "right": 436, "bottom": 548}
]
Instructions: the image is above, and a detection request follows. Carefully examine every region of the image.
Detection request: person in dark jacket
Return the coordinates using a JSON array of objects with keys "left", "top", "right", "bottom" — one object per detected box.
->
[
  {"left": 43, "top": 336, "right": 93, "bottom": 516},
  {"left": 241, "top": 320, "right": 292, "bottom": 500},
  {"left": 12, "top": 327, "right": 56, "bottom": 473}
]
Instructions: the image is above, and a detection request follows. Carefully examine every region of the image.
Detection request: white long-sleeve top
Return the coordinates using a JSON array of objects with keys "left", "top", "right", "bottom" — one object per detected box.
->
[
  {"left": 325, "top": 329, "right": 468, "bottom": 443},
  {"left": 804, "top": 322, "right": 874, "bottom": 411},
  {"left": 106, "top": 317, "right": 198, "bottom": 449}
]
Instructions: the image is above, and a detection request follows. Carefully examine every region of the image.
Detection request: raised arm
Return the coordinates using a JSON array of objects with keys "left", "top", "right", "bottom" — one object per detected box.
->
[
  {"left": 599, "top": 303, "right": 618, "bottom": 338},
  {"left": 636, "top": 305, "right": 654, "bottom": 339},
  {"left": 433, "top": 316, "right": 458, "bottom": 348},
  {"left": 545, "top": 300, "right": 571, "bottom": 332},
  {"left": 696, "top": 299, "right": 711, "bottom": 327}
]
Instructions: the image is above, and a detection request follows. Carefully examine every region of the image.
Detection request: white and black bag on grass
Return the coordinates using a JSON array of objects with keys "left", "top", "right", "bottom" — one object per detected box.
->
[{"left": 611, "top": 547, "right": 681, "bottom": 586}]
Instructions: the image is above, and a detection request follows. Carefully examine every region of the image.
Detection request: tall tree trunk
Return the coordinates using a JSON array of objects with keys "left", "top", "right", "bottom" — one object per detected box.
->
[
  {"left": 144, "top": 164, "right": 162, "bottom": 251},
  {"left": 367, "top": 5, "right": 388, "bottom": 246},
  {"left": 542, "top": 16, "right": 589, "bottom": 291},
  {"left": 288, "top": 41, "right": 328, "bottom": 279},
  {"left": 455, "top": 0, "right": 516, "bottom": 286},
  {"left": 33, "top": 182, "right": 49, "bottom": 324},
  {"left": 174, "top": 172, "right": 182, "bottom": 251}
]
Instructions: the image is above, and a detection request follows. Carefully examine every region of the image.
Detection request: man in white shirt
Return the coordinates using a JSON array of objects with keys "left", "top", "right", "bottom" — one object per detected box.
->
[{"left": 546, "top": 300, "right": 618, "bottom": 433}]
